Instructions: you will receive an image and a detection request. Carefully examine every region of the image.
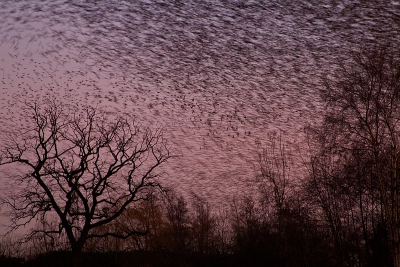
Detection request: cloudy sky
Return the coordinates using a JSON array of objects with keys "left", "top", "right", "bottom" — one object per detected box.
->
[{"left": 0, "top": 0, "right": 400, "bottom": 233}]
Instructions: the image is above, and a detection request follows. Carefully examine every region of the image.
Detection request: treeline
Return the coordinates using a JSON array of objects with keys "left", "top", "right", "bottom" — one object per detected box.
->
[
  {"left": 0, "top": 179, "right": 390, "bottom": 267},
  {"left": 1, "top": 46, "right": 399, "bottom": 267},
  {"left": 0, "top": 139, "right": 393, "bottom": 267}
]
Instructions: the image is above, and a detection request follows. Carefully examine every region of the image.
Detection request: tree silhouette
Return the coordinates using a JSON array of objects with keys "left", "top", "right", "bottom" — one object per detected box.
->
[
  {"left": 320, "top": 46, "right": 400, "bottom": 267},
  {"left": 0, "top": 98, "right": 170, "bottom": 267}
]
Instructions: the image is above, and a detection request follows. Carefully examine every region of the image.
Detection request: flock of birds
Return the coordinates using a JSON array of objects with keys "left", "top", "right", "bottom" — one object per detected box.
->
[{"left": 0, "top": 0, "right": 399, "bottom": 204}]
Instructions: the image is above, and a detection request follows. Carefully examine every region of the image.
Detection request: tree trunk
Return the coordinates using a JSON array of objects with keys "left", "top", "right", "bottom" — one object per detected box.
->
[
  {"left": 72, "top": 248, "right": 83, "bottom": 267},
  {"left": 71, "top": 241, "right": 85, "bottom": 267},
  {"left": 394, "top": 241, "right": 400, "bottom": 267}
]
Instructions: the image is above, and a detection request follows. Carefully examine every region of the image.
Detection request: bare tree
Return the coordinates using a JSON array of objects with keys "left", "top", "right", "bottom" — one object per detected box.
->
[
  {"left": 321, "top": 46, "right": 400, "bottom": 267},
  {"left": 0, "top": 98, "right": 170, "bottom": 266},
  {"left": 191, "top": 193, "right": 216, "bottom": 255},
  {"left": 257, "top": 134, "right": 293, "bottom": 218},
  {"left": 164, "top": 190, "right": 191, "bottom": 253}
]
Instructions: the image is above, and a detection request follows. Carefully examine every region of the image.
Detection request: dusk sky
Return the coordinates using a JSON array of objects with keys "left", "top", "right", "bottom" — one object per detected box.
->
[{"left": 1, "top": 0, "right": 400, "bottom": 234}]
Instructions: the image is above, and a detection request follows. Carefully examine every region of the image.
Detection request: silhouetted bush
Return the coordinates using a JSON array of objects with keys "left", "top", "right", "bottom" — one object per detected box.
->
[{"left": 0, "top": 255, "right": 22, "bottom": 267}]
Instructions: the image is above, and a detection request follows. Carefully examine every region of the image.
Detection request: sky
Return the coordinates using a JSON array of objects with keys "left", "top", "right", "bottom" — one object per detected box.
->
[{"left": 0, "top": 0, "right": 400, "bottom": 235}]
